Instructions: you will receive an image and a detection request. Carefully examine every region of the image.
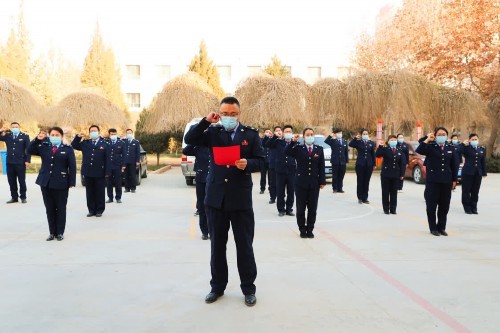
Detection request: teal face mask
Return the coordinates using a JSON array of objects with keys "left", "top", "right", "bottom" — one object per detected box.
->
[
  {"left": 284, "top": 133, "right": 293, "bottom": 140},
  {"left": 470, "top": 140, "right": 478, "bottom": 147},
  {"left": 49, "top": 136, "right": 62, "bottom": 146},
  {"left": 397, "top": 138, "right": 404, "bottom": 143},
  {"left": 110, "top": 135, "right": 118, "bottom": 141},
  {"left": 220, "top": 116, "right": 238, "bottom": 131},
  {"left": 452, "top": 139, "right": 459, "bottom": 145},
  {"left": 126, "top": 134, "right": 133, "bottom": 140},
  {"left": 362, "top": 135, "right": 369, "bottom": 140},
  {"left": 11, "top": 128, "right": 20, "bottom": 135},
  {"left": 435, "top": 135, "right": 447, "bottom": 144},
  {"left": 389, "top": 141, "right": 398, "bottom": 148},
  {"left": 336, "top": 133, "right": 342, "bottom": 139},
  {"left": 304, "top": 136, "right": 315, "bottom": 145},
  {"left": 90, "top": 132, "right": 99, "bottom": 139}
]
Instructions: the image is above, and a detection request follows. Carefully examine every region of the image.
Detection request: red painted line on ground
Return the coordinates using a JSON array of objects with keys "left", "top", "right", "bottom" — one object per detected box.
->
[{"left": 320, "top": 229, "right": 471, "bottom": 333}]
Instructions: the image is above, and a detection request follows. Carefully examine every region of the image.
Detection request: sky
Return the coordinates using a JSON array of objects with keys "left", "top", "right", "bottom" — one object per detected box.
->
[{"left": 0, "top": 0, "right": 402, "bottom": 68}]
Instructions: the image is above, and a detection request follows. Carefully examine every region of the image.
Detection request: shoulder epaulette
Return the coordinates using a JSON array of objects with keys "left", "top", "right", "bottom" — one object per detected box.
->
[{"left": 242, "top": 125, "right": 259, "bottom": 132}]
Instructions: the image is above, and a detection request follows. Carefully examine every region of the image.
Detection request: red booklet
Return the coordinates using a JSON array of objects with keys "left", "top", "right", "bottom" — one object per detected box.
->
[{"left": 213, "top": 145, "right": 240, "bottom": 166}]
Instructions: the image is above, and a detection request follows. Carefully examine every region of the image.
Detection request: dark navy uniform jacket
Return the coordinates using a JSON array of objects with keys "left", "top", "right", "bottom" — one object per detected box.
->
[
  {"left": 324, "top": 136, "right": 348, "bottom": 165},
  {"left": 460, "top": 144, "right": 487, "bottom": 177},
  {"left": 124, "top": 139, "right": 141, "bottom": 164},
  {"left": 28, "top": 138, "right": 76, "bottom": 190},
  {"left": 396, "top": 142, "right": 410, "bottom": 165},
  {"left": 104, "top": 138, "right": 125, "bottom": 170},
  {"left": 260, "top": 137, "right": 270, "bottom": 164},
  {"left": 416, "top": 137, "right": 459, "bottom": 183},
  {"left": 71, "top": 136, "right": 111, "bottom": 178},
  {"left": 349, "top": 139, "right": 376, "bottom": 168},
  {"left": 284, "top": 142, "right": 326, "bottom": 188},
  {"left": 376, "top": 146, "right": 406, "bottom": 179},
  {"left": 182, "top": 145, "right": 210, "bottom": 183},
  {"left": 185, "top": 119, "right": 265, "bottom": 211},
  {"left": 0, "top": 131, "right": 31, "bottom": 164},
  {"left": 265, "top": 136, "right": 296, "bottom": 174},
  {"left": 262, "top": 136, "right": 277, "bottom": 169}
]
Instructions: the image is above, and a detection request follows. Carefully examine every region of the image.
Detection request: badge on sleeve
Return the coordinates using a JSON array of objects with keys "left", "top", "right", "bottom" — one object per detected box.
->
[{"left": 242, "top": 140, "right": 248, "bottom": 146}]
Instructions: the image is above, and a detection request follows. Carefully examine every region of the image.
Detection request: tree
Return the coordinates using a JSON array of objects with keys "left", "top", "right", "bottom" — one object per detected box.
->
[
  {"left": 81, "top": 23, "right": 126, "bottom": 110},
  {"left": 264, "top": 55, "right": 290, "bottom": 77},
  {"left": 188, "top": 41, "right": 224, "bottom": 98}
]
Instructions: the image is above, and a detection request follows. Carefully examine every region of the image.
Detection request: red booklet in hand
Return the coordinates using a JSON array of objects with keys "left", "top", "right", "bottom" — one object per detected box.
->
[{"left": 213, "top": 145, "right": 240, "bottom": 166}]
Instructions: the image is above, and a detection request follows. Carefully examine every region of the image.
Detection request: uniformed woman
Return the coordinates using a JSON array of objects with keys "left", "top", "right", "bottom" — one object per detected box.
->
[
  {"left": 28, "top": 127, "right": 76, "bottom": 241},
  {"left": 416, "top": 127, "right": 459, "bottom": 236},
  {"left": 285, "top": 128, "right": 326, "bottom": 238},
  {"left": 459, "top": 133, "right": 487, "bottom": 214},
  {"left": 349, "top": 129, "right": 376, "bottom": 204},
  {"left": 376, "top": 135, "right": 406, "bottom": 214}
]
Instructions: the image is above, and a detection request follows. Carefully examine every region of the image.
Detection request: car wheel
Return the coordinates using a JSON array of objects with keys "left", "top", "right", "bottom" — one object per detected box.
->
[
  {"left": 413, "top": 165, "right": 424, "bottom": 184},
  {"left": 136, "top": 166, "right": 142, "bottom": 186},
  {"left": 186, "top": 177, "right": 194, "bottom": 186},
  {"left": 142, "top": 166, "right": 147, "bottom": 178}
]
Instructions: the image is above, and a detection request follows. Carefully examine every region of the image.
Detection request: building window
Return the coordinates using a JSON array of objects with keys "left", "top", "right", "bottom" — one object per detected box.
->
[
  {"left": 217, "top": 65, "right": 232, "bottom": 81},
  {"left": 125, "top": 65, "right": 140, "bottom": 80},
  {"left": 156, "top": 65, "right": 171, "bottom": 80},
  {"left": 126, "top": 93, "right": 141, "bottom": 108},
  {"left": 247, "top": 66, "right": 263, "bottom": 75},
  {"left": 307, "top": 66, "right": 322, "bottom": 82}
]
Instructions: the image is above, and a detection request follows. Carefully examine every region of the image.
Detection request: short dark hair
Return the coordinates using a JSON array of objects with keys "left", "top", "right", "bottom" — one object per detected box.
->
[
  {"left": 360, "top": 128, "right": 369, "bottom": 134},
  {"left": 126, "top": 128, "right": 133, "bottom": 133},
  {"left": 108, "top": 128, "right": 117, "bottom": 134},
  {"left": 434, "top": 127, "right": 449, "bottom": 136},
  {"left": 89, "top": 125, "right": 100, "bottom": 132},
  {"left": 273, "top": 126, "right": 282, "bottom": 132},
  {"left": 451, "top": 134, "right": 459, "bottom": 139},
  {"left": 396, "top": 133, "right": 404, "bottom": 138},
  {"left": 469, "top": 133, "right": 478, "bottom": 139},
  {"left": 333, "top": 128, "right": 342, "bottom": 134},
  {"left": 303, "top": 127, "right": 314, "bottom": 137},
  {"left": 11, "top": 122, "right": 20, "bottom": 126},
  {"left": 220, "top": 96, "right": 240, "bottom": 108},
  {"left": 49, "top": 126, "right": 64, "bottom": 136},
  {"left": 386, "top": 134, "right": 397, "bottom": 145},
  {"left": 283, "top": 125, "right": 293, "bottom": 131}
]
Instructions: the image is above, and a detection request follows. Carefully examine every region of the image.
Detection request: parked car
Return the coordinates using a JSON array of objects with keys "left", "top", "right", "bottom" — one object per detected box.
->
[
  {"left": 181, "top": 118, "right": 203, "bottom": 186},
  {"left": 297, "top": 135, "right": 332, "bottom": 179},
  {"left": 405, "top": 141, "right": 462, "bottom": 184},
  {"left": 81, "top": 144, "right": 148, "bottom": 186}
]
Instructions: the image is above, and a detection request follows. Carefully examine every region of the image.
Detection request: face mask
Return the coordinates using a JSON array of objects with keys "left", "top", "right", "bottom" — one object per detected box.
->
[
  {"left": 126, "top": 133, "right": 133, "bottom": 140},
  {"left": 397, "top": 138, "right": 404, "bottom": 143},
  {"left": 11, "top": 128, "right": 20, "bottom": 135},
  {"left": 284, "top": 133, "right": 293, "bottom": 140},
  {"left": 90, "top": 132, "right": 99, "bottom": 140},
  {"left": 435, "top": 135, "right": 447, "bottom": 144},
  {"left": 49, "top": 136, "right": 62, "bottom": 146},
  {"left": 305, "top": 136, "right": 315, "bottom": 145},
  {"left": 452, "top": 139, "right": 458, "bottom": 145},
  {"left": 470, "top": 140, "right": 478, "bottom": 147},
  {"left": 336, "top": 134, "right": 342, "bottom": 139},
  {"left": 362, "top": 135, "right": 369, "bottom": 140},
  {"left": 389, "top": 141, "right": 398, "bottom": 148},
  {"left": 110, "top": 135, "right": 118, "bottom": 141},
  {"left": 220, "top": 116, "right": 238, "bottom": 131}
]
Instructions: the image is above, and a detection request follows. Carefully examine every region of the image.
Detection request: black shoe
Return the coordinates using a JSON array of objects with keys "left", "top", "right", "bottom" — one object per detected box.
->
[
  {"left": 194, "top": 210, "right": 199, "bottom": 216},
  {"left": 6, "top": 198, "right": 18, "bottom": 204},
  {"left": 106, "top": 199, "right": 113, "bottom": 203},
  {"left": 201, "top": 234, "right": 209, "bottom": 240},
  {"left": 116, "top": 199, "right": 122, "bottom": 203},
  {"left": 278, "top": 212, "right": 285, "bottom": 217},
  {"left": 307, "top": 231, "right": 315, "bottom": 238},
  {"left": 124, "top": 190, "right": 131, "bottom": 193},
  {"left": 286, "top": 212, "right": 295, "bottom": 216},
  {"left": 205, "top": 292, "right": 223, "bottom": 304},
  {"left": 300, "top": 231, "right": 307, "bottom": 238},
  {"left": 21, "top": 199, "right": 27, "bottom": 203},
  {"left": 259, "top": 190, "right": 264, "bottom": 194},
  {"left": 56, "top": 234, "right": 64, "bottom": 241},
  {"left": 430, "top": 230, "right": 440, "bottom": 236},
  {"left": 269, "top": 199, "right": 275, "bottom": 204},
  {"left": 438, "top": 230, "right": 448, "bottom": 236},
  {"left": 46, "top": 234, "right": 55, "bottom": 241},
  {"left": 390, "top": 211, "right": 397, "bottom": 215},
  {"left": 96, "top": 213, "right": 102, "bottom": 217},
  {"left": 338, "top": 190, "right": 345, "bottom": 193},
  {"left": 244, "top": 294, "right": 257, "bottom": 307},
  {"left": 465, "top": 211, "right": 473, "bottom": 214},
  {"left": 384, "top": 211, "right": 390, "bottom": 215},
  {"left": 332, "top": 189, "right": 337, "bottom": 193},
  {"left": 87, "top": 213, "right": 96, "bottom": 217},
  {"left": 358, "top": 200, "right": 363, "bottom": 204},
  {"left": 131, "top": 190, "right": 136, "bottom": 193},
  {"left": 363, "top": 200, "right": 370, "bottom": 204},
  {"left": 472, "top": 210, "right": 478, "bottom": 215}
]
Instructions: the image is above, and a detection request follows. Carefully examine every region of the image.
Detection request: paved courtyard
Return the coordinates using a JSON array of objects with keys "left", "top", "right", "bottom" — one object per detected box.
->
[{"left": 0, "top": 168, "right": 499, "bottom": 332}]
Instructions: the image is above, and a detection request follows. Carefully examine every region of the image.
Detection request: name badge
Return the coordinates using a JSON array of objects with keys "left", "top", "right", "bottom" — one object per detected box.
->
[{"left": 60, "top": 152, "right": 66, "bottom": 154}]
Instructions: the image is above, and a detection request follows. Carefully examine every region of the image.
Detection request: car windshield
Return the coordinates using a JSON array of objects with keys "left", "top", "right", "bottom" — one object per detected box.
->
[{"left": 298, "top": 136, "right": 329, "bottom": 149}]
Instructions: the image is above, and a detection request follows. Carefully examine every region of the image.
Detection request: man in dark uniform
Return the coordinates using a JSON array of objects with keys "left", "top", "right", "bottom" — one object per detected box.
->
[
  {"left": 259, "top": 129, "right": 272, "bottom": 195},
  {"left": 349, "top": 130, "right": 376, "bottom": 204},
  {"left": 396, "top": 133, "right": 409, "bottom": 192},
  {"left": 0, "top": 122, "right": 31, "bottom": 203},
  {"left": 104, "top": 128, "right": 124, "bottom": 203},
  {"left": 324, "top": 128, "right": 348, "bottom": 193},
  {"left": 460, "top": 134, "right": 487, "bottom": 214},
  {"left": 123, "top": 129, "right": 141, "bottom": 193},
  {"left": 264, "top": 126, "right": 281, "bottom": 204},
  {"left": 266, "top": 125, "right": 296, "bottom": 216},
  {"left": 183, "top": 143, "right": 210, "bottom": 240},
  {"left": 185, "top": 96, "right": 264, "bottom": 307},
  {"left": 72, "top": 125, "right": 110, "bottom": 217}
]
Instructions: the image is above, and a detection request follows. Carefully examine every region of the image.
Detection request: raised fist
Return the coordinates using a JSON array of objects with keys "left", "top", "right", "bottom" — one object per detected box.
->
[{"left": 207, "top": 112, "right": 220, "bottom": 123}]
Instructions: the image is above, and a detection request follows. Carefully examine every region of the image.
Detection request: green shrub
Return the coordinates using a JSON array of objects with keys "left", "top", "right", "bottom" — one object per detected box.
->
[{"left": 486, "top": 156, "right": 500, "bottom": 173}]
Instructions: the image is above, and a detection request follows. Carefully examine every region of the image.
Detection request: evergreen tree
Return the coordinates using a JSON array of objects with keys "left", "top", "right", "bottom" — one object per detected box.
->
[
  {"left": 264, "top": 55, "right": 290, "bottom": 77},
  {"left": 188, "top": 41, "right": 224, "bottom": 98}
]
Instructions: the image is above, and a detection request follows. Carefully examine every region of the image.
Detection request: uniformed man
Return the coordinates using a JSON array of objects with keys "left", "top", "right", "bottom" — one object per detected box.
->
[
  {"left": 459, "top": 134, "right": 487, "bottom": 214},
  {"left": 259, "top": 129, "right": 272, "bottom": 195},
  {"left": 185, "top": 96, "right": 264, "bottom": 307},
  {"left": 396, "top": 133, "right": 409, "bottom": 192},
  {"left": 72, "top": 125, "right": 110, "bottom": 217},
  {"left": 376, "top": 135, "right": 406, "bottom": 214},
  {"left": 266, "top": 125, "right": 296, "bottom": 216},
  {"left": 28, "top": 127, "right": 76, "bottom": 241},
  {"left": 104, "top": 128, "right": 124, "bottom": 203},
  {"left": 349, "top": 129, "right": 376, "bottom": 204},
  {"left": 324, "top": 128, "right": 348, "bottom": 193},
  {"left": 416, "top": 128, "right": 459, "bottom": 236},
  {"left": 123, "top": 129, "right": 141, "bottom": 193},
  {"left": 182, "top": 143, "right": 210, "bottom": 239},
  {"left": 264, "top": 126, "right": 281, "bottom": 204},
  {"left": 0, "top": 122, "right": 31, "bottom": 203}
]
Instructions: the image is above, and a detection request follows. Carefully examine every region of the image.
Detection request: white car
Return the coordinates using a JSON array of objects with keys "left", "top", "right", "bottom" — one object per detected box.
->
[
  {"left": 181, "top": 117, "right": 203, "bottom": 185},
  {"left": 297, "top": 134, "right": 332, "bottom": 179}
]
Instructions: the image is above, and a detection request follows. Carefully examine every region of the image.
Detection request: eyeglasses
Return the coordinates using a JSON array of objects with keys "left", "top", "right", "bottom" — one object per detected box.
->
[{"left": 220, "top": 113, "right": 239, "bottom": 117}]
